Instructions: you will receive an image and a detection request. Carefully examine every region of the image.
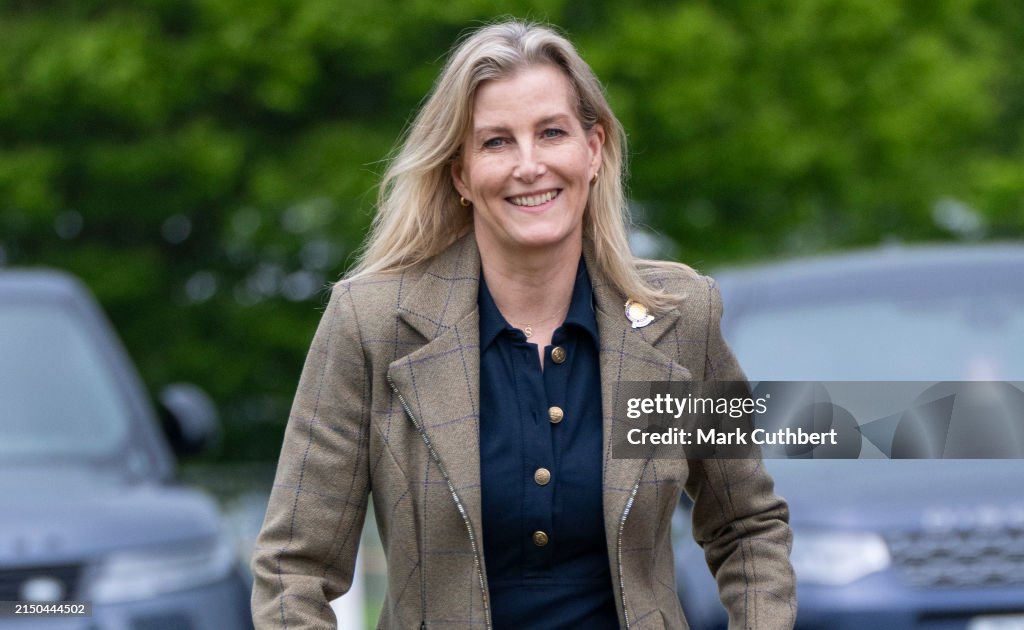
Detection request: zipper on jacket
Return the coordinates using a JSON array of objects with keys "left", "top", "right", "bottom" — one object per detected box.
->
[
  {"left": 617, "top": 477, "right": 642, "bottom": 629},
  {"left": 388, "top": 375, "right": 492, "bottom": 630}
]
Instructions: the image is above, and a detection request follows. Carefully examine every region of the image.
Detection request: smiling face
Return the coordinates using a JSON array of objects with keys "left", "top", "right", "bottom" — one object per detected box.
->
[{"left": 452, "top": 64, "right": 604, "bottom": 262}]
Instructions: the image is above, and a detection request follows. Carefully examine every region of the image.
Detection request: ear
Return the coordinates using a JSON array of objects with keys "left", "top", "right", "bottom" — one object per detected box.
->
[
  {"left": 587, "top": 123, "right": 606, "bottom": 178},
  {"left": 451, "top": 157, "right": 470, "bottom": 202}
]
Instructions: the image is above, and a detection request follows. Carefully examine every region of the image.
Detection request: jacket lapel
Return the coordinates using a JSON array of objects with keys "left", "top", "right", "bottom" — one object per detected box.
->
[
  {"left": 386, "top": 234, "right": 486, "bottom": 541},
  {"left": 583, "top": 246, "right": 694, "bottom": 558}
]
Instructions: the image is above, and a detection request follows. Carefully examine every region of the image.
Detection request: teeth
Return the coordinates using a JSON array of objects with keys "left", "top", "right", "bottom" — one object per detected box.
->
[{"left": 509, "top": 190, "right": 557, "bottom": 207}]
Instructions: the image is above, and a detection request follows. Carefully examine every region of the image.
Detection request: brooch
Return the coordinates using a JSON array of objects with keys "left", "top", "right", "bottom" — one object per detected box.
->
[{"left": 624, "top": 299, "right": 654, "bottom": 329}]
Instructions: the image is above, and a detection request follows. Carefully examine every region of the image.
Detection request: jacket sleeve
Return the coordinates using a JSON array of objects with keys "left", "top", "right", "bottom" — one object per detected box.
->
[
  {"left": 251, "top": 283, "right": 371, "bottom": 629},
  {"left": 684, "top": 278, "right": 798, "bottom": 629}
]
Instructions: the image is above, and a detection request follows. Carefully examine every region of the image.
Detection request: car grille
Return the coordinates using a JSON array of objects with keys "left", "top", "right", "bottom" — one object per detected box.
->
[
  {"left": 886, "top": 527, "right": 1024, "bottom": 588},
  {"left": 0, "top": 563, "right": 83, "bottom": 600}
]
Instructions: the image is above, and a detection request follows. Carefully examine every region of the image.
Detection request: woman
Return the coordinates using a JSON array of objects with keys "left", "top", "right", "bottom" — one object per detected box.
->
[{"left": 252, "top": 20, "right": 796, "bottom": 629}]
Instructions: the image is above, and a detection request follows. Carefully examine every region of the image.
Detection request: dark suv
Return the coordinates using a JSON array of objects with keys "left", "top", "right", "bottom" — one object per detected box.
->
[
  {"left": 0, "top": 269, "right": 251, "bottom": 629},
  {"left": 675, "top": 244, "right": 1024, "bottom": 629}
]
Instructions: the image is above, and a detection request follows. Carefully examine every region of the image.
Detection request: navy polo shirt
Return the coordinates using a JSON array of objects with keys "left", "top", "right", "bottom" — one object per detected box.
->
[{"left": 478, "top": 259, "right": 618, "bottom": 629}]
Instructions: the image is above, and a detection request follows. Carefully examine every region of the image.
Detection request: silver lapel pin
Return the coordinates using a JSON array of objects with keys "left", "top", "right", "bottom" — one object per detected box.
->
[{"left": 624, "top": 299, "right": 654, "bottom": 329}]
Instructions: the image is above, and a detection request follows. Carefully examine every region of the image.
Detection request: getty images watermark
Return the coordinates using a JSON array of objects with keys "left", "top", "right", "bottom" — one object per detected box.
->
[{"left": 611, "top": 381, "right": 1024, "bottom": 459}]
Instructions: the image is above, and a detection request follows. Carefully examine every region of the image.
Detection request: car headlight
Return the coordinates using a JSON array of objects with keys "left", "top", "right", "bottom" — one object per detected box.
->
[
  {"left": 87, "top": 537, "right": 236, "bottom": 603},
  {"left": 791, "top": 530, "right": 891, "bottom": 586}
]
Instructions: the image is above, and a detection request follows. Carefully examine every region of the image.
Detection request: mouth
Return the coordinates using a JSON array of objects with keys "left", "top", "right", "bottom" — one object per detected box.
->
[{"left": 507, "top": 189, "right": 561, "bottom": 208}]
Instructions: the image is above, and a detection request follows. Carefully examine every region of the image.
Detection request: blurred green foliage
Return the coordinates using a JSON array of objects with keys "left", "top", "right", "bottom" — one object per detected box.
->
[{"left": 1, "top": 0, "right": 1021, "bottom": 460}]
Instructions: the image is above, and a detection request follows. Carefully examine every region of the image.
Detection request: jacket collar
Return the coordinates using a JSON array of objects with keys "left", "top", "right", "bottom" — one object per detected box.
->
[
  {"left": 395, "top": 232, "right": 481, "bottom": 342},
  {"left": 387, "top": 232, "right": 692, "bottom": 572},
  {"left": 395, "top": 232, "right": 687, "bottom": 347}
]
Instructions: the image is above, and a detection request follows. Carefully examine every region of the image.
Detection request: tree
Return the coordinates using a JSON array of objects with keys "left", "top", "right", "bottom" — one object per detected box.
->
[{"left": 1, "top": 0, "right": 1020, "bottom": 458}]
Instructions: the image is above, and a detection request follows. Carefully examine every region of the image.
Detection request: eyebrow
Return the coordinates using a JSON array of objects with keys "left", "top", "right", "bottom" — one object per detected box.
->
[{"left": 472, "top": 114, "right": 573, "bottom": 138}]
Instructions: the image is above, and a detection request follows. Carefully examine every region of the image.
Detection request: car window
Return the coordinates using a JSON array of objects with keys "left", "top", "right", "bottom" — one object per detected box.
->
[
  {"left": 0, "top": 302, "right": 131, "bottom": 460},
  {"left": 727, "top": 292, "right": 1024, "bottom": 381}
]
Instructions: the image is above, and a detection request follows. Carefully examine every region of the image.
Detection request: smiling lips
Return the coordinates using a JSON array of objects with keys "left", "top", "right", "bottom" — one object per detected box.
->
[{"left": 507, "top": 189, "right": 560, "bottom": 207}]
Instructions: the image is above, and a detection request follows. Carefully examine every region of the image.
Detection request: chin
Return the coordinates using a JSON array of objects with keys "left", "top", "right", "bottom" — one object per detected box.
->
[{"left": 509, "top": 229, "right": 581, "bottom": 253}]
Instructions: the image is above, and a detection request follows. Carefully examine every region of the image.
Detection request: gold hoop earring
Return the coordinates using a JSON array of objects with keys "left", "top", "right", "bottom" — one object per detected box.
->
[{"left": 459, "top": 196, "right": 470, "bottom": 207}]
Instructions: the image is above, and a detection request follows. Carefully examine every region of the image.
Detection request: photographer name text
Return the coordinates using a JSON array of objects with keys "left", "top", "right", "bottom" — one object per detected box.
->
[{"left": 626, "top": 426, "right": 839, "bottom": 446}]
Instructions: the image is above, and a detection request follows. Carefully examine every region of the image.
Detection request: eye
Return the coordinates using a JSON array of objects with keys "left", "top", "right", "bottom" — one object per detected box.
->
[
  {"left": 542, "top": 128, "right": 566, "bottom": 139},
  {"left": 482, "top": 137, "right": 507, "bottom": 149}
]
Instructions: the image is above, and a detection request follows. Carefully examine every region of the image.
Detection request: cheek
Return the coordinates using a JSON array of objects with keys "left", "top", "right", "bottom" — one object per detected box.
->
[
  {"left": 467, "top": 162, "right": 505, "bottom": 194},
  {"left": 565, "top": 147, "right": 595, "bottom": 178}
]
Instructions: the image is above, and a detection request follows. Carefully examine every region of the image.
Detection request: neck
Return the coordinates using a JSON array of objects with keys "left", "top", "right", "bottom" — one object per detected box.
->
[{"left": 477, "top": 233, "right": 582, "bottom": 328}]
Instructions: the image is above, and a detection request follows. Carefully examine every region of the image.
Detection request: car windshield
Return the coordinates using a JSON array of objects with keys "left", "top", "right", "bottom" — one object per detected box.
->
[
  {"left": 728, "top": 291, "right": 1024, "bottom": 381},
  {"left": 0, "top": 302, "right": 131, "bottom": 461}
]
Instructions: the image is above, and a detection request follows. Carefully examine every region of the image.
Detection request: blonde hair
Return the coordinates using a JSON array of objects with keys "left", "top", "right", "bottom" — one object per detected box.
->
[{"left": 348, "top": 19, "right": 682, "bottom": 313}]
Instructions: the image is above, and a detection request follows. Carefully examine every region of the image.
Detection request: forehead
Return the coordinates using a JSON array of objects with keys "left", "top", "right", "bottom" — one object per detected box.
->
[{"left": 471, "top": 64, "right": 578, "bottom": 127}]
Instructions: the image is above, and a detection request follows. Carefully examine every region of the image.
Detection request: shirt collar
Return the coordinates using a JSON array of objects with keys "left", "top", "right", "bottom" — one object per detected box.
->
[
  {"left": 562, "top": 259, "right": 600, "bottom": 343},
  {"left": 478, "top": 257, "right": 599, "bottom": 349}
]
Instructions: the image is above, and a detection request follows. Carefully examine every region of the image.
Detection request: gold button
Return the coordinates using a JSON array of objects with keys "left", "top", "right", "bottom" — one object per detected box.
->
[
  {"left": 534, "top": 468, "right": 551, "bottom": 486},
  {"left": 532, "top": 530, "right": 549, "bottom": 547},
  {"left": 548, "top": 406, "right": 564, "bottom": 424},
  {"left": 551, "top": 346, "right": 567, "bottom": 364}
]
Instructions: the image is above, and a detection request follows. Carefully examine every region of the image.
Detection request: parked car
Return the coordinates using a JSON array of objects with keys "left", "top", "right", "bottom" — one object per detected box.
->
[
  {"left": 0, "top": 269, "right": 251, "bottom": 629},
  {"left": 675, "top": 244, "right": 1024, "bottom": 629}
]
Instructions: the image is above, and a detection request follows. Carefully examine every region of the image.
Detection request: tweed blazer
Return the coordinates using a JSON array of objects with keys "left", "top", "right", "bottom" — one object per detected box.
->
[{"left": 251, "top": 233, "right": 797, "bottom": 629}]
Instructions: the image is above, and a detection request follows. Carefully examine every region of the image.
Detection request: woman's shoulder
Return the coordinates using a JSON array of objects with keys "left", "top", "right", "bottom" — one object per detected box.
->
[
  {"left": 333, "top": 268, "right": 409, "bottom": 300},
  {"left": 633, "top": 258, "right": 717, "bottom": 298},
  {"left": 323, "top": 267, "right": 415, "bottom": 331}
]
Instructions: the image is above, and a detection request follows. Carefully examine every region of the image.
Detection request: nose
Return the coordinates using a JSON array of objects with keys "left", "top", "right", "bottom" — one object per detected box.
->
[{"left": 512, "top": 142, "right": 547, "bottom": 183}]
